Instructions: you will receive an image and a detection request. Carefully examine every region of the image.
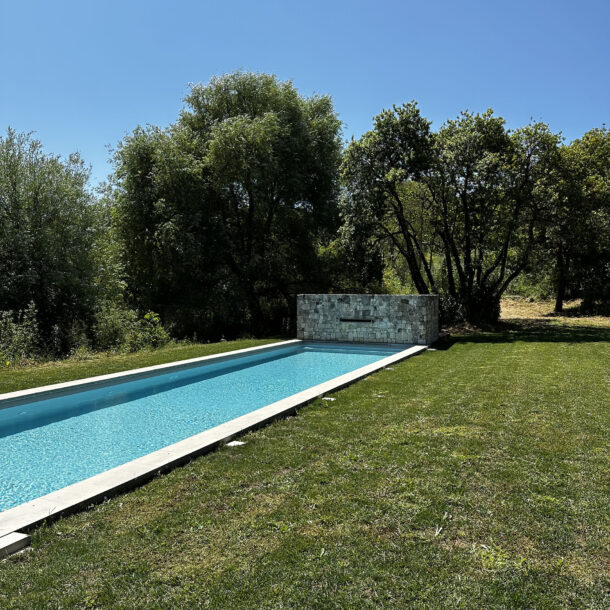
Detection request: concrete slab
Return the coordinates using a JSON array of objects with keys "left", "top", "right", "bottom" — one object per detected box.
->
[{"left": 0, "top": 532, "right": 30, "bottom": 558}]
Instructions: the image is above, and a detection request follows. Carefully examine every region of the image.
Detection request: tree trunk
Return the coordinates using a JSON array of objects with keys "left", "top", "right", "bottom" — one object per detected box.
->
[
  {"left": 554, "top": 247, "right": 566, "bottom": 313},
  {"left": 402, "top": 234, "right": 431, "bottom": 294}
]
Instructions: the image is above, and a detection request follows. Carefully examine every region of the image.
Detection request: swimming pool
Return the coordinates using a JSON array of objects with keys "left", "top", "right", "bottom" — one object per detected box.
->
[{"left": 0, "top": 341, "right": 410, "bottom": 514}]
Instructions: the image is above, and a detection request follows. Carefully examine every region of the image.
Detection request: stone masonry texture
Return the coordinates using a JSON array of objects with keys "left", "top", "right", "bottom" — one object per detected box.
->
[{"left": 297, "top": 294, "right": 439, "bottom": 345}]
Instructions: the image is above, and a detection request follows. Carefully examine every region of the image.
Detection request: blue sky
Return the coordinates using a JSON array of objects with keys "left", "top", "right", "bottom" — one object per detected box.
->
[{"left": 1, "top": 0, "right": 608, "bottom": 185}]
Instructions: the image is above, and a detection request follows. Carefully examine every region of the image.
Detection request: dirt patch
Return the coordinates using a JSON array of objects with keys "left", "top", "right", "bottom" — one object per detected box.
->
[{"left": 442, "top": 298, "right": 610, "bottom": 335}]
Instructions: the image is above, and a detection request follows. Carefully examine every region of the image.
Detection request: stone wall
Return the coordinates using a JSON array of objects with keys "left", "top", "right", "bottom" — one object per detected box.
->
[{"left": 297, "top": 294, "right": 439, "bottom": 345}]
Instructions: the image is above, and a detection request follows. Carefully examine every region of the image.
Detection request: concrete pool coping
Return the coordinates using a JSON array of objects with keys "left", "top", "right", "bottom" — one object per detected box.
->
[
  {"left": 0, "top": 340, "right": 427, "bottom": 553},
  {"left": 0, "top": 339, "right": 302, "bottom": 410}
]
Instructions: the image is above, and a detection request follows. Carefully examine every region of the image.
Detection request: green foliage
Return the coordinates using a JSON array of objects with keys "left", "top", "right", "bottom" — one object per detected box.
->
[
  {"left": 125, "top": 311, "right": 171, "bottom": 352},
  {"left": 0, "top": 129, "right": 102, "bottom": 353},
  {"left": 93, "top": 305, "right": 170, "bottom": 352},
  {"left": 317, "top": 237, "right": 384, "bottom": 294},
  {"left": 341, "top": 103, "right": 432, "bottom": 292},
  {"left": 547, "top": 127, "right": 610, "bottom": 311},
  {"left": 0, "top": 302, "right": 40, "bottom": 365},
  {"left": 507, "top": 270, "right": 555, "bottom": 301},
  {"left": 2, "top": 84, "right": 607, "bottom": 346},
  {"left": 114, "top": 71, "right": 343, "bottom": 339},
  {"left": 341, "top": 105, "right": 562, "bottom": 324},
  {"left": 0, "top": 130, "right": 172, "bottom": 361},
  {"left": 91, "top": 184, "right": 126, "bottom": 307},
  {"left": 92, "top": 305, "right": 138, "bottom": 350}
]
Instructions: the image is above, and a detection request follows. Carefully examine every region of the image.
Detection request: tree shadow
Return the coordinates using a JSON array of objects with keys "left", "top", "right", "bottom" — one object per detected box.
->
[
  {"left": 544, "top": 303, "right": 610, "bottom": 318},
  {"left": 434, "top": 318, "right": 610, "bottom": 349}
]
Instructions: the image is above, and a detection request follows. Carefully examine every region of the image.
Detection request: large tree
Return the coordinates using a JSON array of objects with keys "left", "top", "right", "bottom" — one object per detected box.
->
[
  {"left": 341, "top": 105, "right": 561, "bottom": 323},
  {"left": 0, "top": 129, "right": 99, "bottom": 350},
  {"left": 548, "top": 128, "right": 610, "bottom": 312},
  {"left": 114, "top": 72, "right": 342, "bottom": 338}
]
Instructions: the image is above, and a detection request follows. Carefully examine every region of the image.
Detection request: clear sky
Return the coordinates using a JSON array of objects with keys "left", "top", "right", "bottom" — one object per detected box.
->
[{"left": 1, "top": 0, "right": 608, "bottom": 185}]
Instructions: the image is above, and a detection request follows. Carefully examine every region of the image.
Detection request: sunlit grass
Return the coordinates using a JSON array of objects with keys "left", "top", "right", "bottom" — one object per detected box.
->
[
  {"left": 0, "top": 338, "right": 282, "bottom": 395},
  {"left": 0, "top": 316, "right": 608, "bottom": 607}
]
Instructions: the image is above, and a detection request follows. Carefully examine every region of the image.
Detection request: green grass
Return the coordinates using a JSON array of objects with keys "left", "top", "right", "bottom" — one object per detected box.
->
[
  {"left": 0, "top": 323, "right": 608, "bottom": 608},
  {"left": 0, "top": 338, "right": 282, "bottom": 395}
]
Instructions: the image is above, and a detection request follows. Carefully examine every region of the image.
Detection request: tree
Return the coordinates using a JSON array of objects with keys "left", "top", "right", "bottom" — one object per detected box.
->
[
  {"left": 340, "top": 103, "right": 435, "bottom": 296},
  {"left": 548, "top": 128, "right": 610, "bottom": 312},
  {"left": 341, "top": 105, "right": 561, "bottom": 323},
  {"left": 114, "top": 72, "right": 343, "bottom": 338},
  {"left": 0, "top": 129, "right": 99, "bottom": 351}
]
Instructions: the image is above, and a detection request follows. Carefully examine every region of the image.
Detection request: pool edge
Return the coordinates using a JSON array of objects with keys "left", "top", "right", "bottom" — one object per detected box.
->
[
  {"left": 0, "top": 342, "right": 428, "bottom": 545},
  {"left": 0, "top": 339, "right": 300, "bottom": 410}
]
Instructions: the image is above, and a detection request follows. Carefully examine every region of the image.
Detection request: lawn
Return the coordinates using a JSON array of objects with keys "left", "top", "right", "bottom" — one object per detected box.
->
[
  {"left": 0, "top": 338, "right": 282, "bottom": 395},
  {"left": 0, "top": 302, "right": 608, "bottom": 608}
]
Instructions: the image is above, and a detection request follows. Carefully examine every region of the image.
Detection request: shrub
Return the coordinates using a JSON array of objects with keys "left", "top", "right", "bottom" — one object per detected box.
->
[
  {"left": 125, "top": 312, "right": 170, "bottom": 352},
  {"left": 439, "top": 293, "right": 464, "bottom": 326},
  {"left": 0, "top": 302, "right": 41, "bottom": 365},
  {"left": 93, "top": 305, "right": 138, "bottom": 351},
  {"left": 93, "top": 305, "right": 170, "bottom": 352}
]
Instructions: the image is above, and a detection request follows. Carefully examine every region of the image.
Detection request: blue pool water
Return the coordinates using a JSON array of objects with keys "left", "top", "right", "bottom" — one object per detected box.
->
[{"left": 0, "top": 342, "right": 403, "bottom": 512}]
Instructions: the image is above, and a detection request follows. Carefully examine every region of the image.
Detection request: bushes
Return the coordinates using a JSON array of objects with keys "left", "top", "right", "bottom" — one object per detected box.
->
[
  {"left": 0, "top": 304, "right": 170, "bottom": 366},
  {"left": 123, "top": 311, "right": 171, "bottom": 352},
  {"left": 0, "top": 303, "right": 40, "bottom": 365},
  {"left": 0, "top": 130, "right": 99, "bottom": 346},
  {"left": 438, "top": 294, "right": 464, "bottom": 326},
  {"left": 92, "top": 306, "right": 136, "bottom": 351},
  {"left": 93, "top": 305, "right": 170, "bottom": 353}
]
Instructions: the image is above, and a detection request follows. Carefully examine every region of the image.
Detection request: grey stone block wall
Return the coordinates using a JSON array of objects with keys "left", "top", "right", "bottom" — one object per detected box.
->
[{"left": 297, "top": 294, "right": 439, "bottom": 346}]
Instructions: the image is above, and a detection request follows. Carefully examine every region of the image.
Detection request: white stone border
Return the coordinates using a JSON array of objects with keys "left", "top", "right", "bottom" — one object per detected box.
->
[
  {"left": 0, "top": 339, "right": 301, "bottom": 410},
  {"left": 0, "top": 532, "right": 30, "bottom": 559},
  {"left": 0, "top": 340, "right": 427, "bottom": 551}
]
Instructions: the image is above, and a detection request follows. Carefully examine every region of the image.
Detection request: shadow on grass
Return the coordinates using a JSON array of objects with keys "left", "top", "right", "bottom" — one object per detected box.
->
[
  {"left": 435, "top": 319, "right": 610, "bottom": 349},
  {"left": 544, "top": 303, "right": 610, "bottom": 318}
]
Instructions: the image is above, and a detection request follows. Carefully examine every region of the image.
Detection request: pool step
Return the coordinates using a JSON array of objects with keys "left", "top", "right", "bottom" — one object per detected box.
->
[{"left": 0, "top": 531, "right": 30, "bottom": 558}]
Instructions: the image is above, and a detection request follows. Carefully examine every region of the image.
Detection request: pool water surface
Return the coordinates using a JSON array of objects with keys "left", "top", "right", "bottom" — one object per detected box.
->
[{"left": 0, "top": 342, "right": 404, "bottom": 512}]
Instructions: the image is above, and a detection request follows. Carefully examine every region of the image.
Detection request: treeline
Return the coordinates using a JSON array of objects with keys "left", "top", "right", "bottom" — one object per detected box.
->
[
  {"left": 1, "top": 72, "right": 608, "bottom": 362},
  {"left": 341, "top": 105, "right": 610, "bottom": 322}
]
